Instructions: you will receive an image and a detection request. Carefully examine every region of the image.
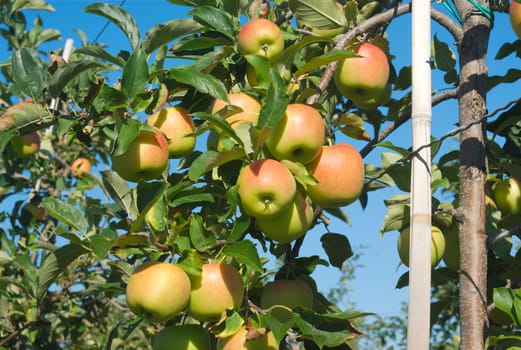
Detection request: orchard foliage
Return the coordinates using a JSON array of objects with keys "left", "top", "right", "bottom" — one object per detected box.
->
[{"left": 0, "top": 0, "right": 521, "bottom": 349}]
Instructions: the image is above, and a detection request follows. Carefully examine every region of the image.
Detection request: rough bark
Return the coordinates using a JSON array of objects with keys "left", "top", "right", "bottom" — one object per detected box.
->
[{"left": 454, "top": 1, "right": 491, "bottom": 348}]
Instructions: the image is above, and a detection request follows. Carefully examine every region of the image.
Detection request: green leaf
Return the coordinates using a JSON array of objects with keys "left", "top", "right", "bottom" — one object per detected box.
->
[
  {"left": 130, "top": 181, "right": 167, "bottom": 233},
  {"left": 257, "top": 70, "right": 289, "bottom": 129},
  {"left": 188, "top": 149, "right": 245, "bottom": 181},
  {"left": 49, "top": 61, "right": 106, "bottom": 98},
  {"left": 11, "top": 0, "right": 54, "bottom": 12},
  {"left": 381, "top": 152, "right": 411, "bottom": 192},
  {"left": 40, "top": 197, "right": 89, "bottom": 234},
  {"left": 189, "top": 215, "right": 216, "bottom": 252},
  {"left": 100, "top": 170, "right": 138, "bottom": 218},
  {"left": 93, "top": 85, "right": 128, "bottom": 112},
  {"left": 75, "top": 45, "right": 126, "bottom": 67},
  {"left": 113, "top": 118, "right": 141, "bottom": 157},
  {"left": 177, "top": 250, "right": 204, "bottom": 276},
  {"left": 121, "top": 48, "right": 149, "bottom": 98},
  {"left": 37, "top": 244, "right": 89, "bottom": 300},
  {"left": 188, "top": 6, "right": 236, "bottom": 41},
  {"left": 295, "top": 50, "right": 356, "bottom": 77},
  {"left": 168, "top": 67, "right": 228, "bottom": 101},
  {"left": 431, "top": 34, "right": 456, "bottom": 73},
  {"left": 223, "top": 240, "right": 263, "bottom": 272},
  {"left": 83, "top": 2, "right": 141, "bottom": 50},
  {"left": 227, "top": 215, "right": 251, "bottom": 241},
  {"left": 144, "top": 18, "right": 204, "bottom": 54},
  {"left": 11, "top": 48, "right": 47, "bottom": 101},
  {"left": 90, "top": 228, "right": 117, "bottom": 259},
  {"left": 0, "top": 101, "right": 50, "bottom": 133},
  {"left": 320, "top": 233, "right": 353, "bottom": 269},
  {"left": 289, "top": 0, "right": 347, "bottom": 29}
]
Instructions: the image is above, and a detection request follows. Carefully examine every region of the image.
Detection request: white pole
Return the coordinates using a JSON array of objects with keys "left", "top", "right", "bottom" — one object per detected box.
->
[
  {"left": 50, "top": 38, "right": 74, "bottom": 111},
  {"left": 407, "top": 0, "right": 432, "bottom": 349}
]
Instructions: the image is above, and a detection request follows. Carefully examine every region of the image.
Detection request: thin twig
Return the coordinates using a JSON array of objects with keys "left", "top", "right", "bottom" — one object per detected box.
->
[{"left": 487, "top": 223, "right": 521, "bottom": 248}]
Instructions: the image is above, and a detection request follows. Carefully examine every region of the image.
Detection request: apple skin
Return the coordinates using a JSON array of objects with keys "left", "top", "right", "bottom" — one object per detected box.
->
[
  {"left": 492, "top": 177, "right": 521, "bottom": 215},
  {"left": 260, "top": 279, "right": 314, "bottom": 322},
  {"left": 305, "top": 143, "right": 364, "bottom": 208},
  {"left": 211, "top": 93, "right": 261, "bottom": 127},
  {"left": 22, "top": 202, "right": 47, "bottom": 222},
  {"left": 510, "top": 0, "right": 521, "bottom": 40},
  {"left": 265, "top": 104, "right": 325, "bottom": 165},
  {"left": 397, "top": 226, "right": 446, "bottom": 268},
  {"left": 111, "top": 128, "right": 169, "bottom": 182},
  {"left": 256, "top": 191, "right": 314, "bottom": 243},
  {"left": 153, "top": 324, "right": 211, "bottom": 350},
  {"left": 334, "top": 42, "right": 390, "bottom": 108},
  {"left": 11, "top": 131, "right": 40, "bottom": 157},
  {"left": 188, "top": 263, "right": 245, "bottom": 322},
  {"left": 237, "top": 18, "right": 284, "bottom": 63},
  {"left": 237, "top": 159, "right": 297, "bottom": 218},
  {"left": 353, "top": 83, "right": 392, "bottom": 109},
  {"left": 146, "top": 106, "right": 196, "bottom": 158},
  {"left": 70, "top": 157, "right": 92, "bottom": 177},
  {"left": 217, "top": 326, "right": 279, "bottom": 350},
  {"left": 125, "top": 261, "right": 191, "bottom": 323}
]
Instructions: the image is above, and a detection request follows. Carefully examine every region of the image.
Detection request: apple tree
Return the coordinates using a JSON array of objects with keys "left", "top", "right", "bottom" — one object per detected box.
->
[{"left": 1, "top": 0, "right": 521, "bottom": 349}]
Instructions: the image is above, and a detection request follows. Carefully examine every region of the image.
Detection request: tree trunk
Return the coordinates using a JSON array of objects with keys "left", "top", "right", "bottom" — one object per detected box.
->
[{"left": 454, "top": 1, "right": 491, "bottom": 348}]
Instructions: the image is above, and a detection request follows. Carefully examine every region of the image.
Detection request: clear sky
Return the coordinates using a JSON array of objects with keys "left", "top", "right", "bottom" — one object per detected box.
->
[{"left": 10, "top": 0, "right": 521, "bottom": 324}]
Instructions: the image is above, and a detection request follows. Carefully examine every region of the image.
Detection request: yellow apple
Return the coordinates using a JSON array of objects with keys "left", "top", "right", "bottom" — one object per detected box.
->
[
  {"left": 153, "top": 324, "right": 211, "bottom": 350},
  {"left": 70, "top": 157, "right": 92, "bottom": 177},
  {"left": 11, "top": 131, "right": 40, "bottom": 157},
  {"left": 260, "top": 279, "right": 313, "bottom": 322},
  {"left": 397, "top": 226, "right": 446, "bottom": 268},
  {"left": 217, "top": 326, "right": 279, "bottom": 350}
]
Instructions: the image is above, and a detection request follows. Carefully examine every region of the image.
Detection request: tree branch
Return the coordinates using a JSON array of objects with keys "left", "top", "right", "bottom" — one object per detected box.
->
[{"left": 487, "top": 224, "right": 521, "bottom": 248}]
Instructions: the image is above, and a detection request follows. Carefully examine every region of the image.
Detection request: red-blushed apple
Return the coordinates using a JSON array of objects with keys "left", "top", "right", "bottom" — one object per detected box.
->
[
  {"left": 153, "top": 324, "right": 211, "bottom": 350},
  {"left": 353, "top": 83, "right": 392, "bottom": 109},
  {"left": 305, "top": 143, "right": 364, "bottom": 208},
  {"left": 125, "top": 261, "right": 191, "bottom": 323},
  {"left": 22, "top": 202, "right": 47, "bottom": 222},
  {"left": 493, "top": 177, "right": 521, "bottom": 215},
  {"left": 70, "top": 157, "right": 92, "bottom": 177},
  {"left": 256, "top": 191, "right": 314, "bottom": 243},
  {"left": 397, "top": 226, "right": 446, "bottom": 267},
  {"left": 111, "top": 128, "right": 169, "bottom": 182},
  {"left": 217, "top": 326, "right": 279, "bottom": 350},
  {"left": 211, "top": 93, "right": 261, "bottom": 127},
  {"left": 237, "top": 18, "right": 284, "bottom": 62},
  {"left": 265, "top": 103, "right": 325, "bottom": 164},
  {"left": 510, "top": 0, "right": 521, "bottom": 39},
  {"left": 260, "top": 279, "right": 314, "bottom": 322},
  {"left": 11, "top": 131, "right": 40, "bottom": 157},
  {"left": 146, "top": 106, "right": 196, "bottom": 158},
  {"left": 334, "top": 42, "right": 390, "bottom": 108},
  {"left": 188, "top": 262, "right": 245, "bottom": 322},
  {"left": 237, "top": 159, "right": 297, "bottom": 218}
]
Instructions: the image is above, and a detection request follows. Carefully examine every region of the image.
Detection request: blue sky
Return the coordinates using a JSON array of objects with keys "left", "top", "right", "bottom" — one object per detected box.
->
[{"left": 10, "top": 0, "right": 521, "bottom": 323}]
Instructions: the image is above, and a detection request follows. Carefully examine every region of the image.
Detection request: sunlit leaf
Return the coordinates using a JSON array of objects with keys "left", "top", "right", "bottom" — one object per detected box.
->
[
  {"left": 144, "top": 18, "right": 204, "bottom": 54},
  {"left": 11, "top": 48, "right": 47, "bottom": 101},
  {"left": 223, "top": 240, "right": 263, "bottom": 272},
  {"left": 121, "top": 48, "right": 149, "bottom": 98},
  {"left": 41, "top": 197, "right": 89, "bottom": 234}
]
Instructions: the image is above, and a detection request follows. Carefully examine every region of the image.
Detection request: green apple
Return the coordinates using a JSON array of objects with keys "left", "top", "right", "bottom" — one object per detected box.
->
[
  {"left": 111, "top": 128, "right": 169, "bottom": 182},
  {"left": 260, "top": 279, "right": 313, "bottom": 322},
  {"left": 70, "top": 157, "right": 92, "bottom": 177},
  {"left": 305, "top": 143, "right": 365, "bottom": 208},
  {"left": 11, "top": 131, "right": 40, "bottom": 157},
  {"left": 493, "top": 177, "right": 521, "bottom": 215},
  {"left": 217, "top": 326, "right": 279, "bottom": 350},
  {"left": 510, "top": 0, "right": 521, "bottom": 39},
  {"left": 237, "top": 159, "right": 297, "bottom": 218},
  {"left": 256, "top": 192, "right": 314, "bottom": 243},
  {"left": 237, "top": 18, "right": 284, "bottom": 62},
  {"left": 397, "top": 226, "right": 446, "bottom": 268},
  {"left": 265, "top": 103, "right": 325, "bottom": 165},
  {"left": 334, "top": 42, "right": 390, "bottom": 108},
  {"left": 146, "top": 106, "right": 196, "bottom": 158},
  {"left": 188, "top": 263, "right": 245, "bottom": 322},
  {"left": 153, "top": 324, "right": 211, "bottom": 350},
  {"left": 126, "top": 261, "right": 191, "bottom": 323}
]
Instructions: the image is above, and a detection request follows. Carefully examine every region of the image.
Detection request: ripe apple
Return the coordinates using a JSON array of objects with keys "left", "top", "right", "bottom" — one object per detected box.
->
[
  {"left": 111, "top": 128, "right": 169, "bottom": 182},
  {"left": 265, "top": 103, "right": 325, "bottom": 164},
  {"left": 237, "top": 159, "right": 297, "bottom": 218},
  {"left": 146, "top": 106, "right": 196, "bottom": 158},
  {"left": 260, "top": 279, "right": 313, "bottom": 322},
  {"left": 153, "top": 324, "right": 211, "bottom": 350},
  {"left": 188, "top": 262, "right": 245, "bottom": 322},
  {"left": 126, "top": 261, "right": 191, "bottom": 323},
  {"left": 256, "top": 191, "right": 314, "bottom": 243},
  {"left": 211, "top": 93, "right": 261, "bottom": 127},
  {"left": 237, "top": 18, "right": 284, "bottom": 63},
  {"left": 492, "top": 177, "right": 521, "bottom": 215},
  {"left": 397, "top": 226, "right": 446, "bottom": 268},
  {"left": 443, "top": 228, "right": 460, "bottom": 271},
  {"left": 11, "top": 131, "right": 40, "bottom": 157},
  {"left": 353, "top": 83, "right": 392, "bottom": 109},
  {"left": 510, "top": 0, "right": 521, "bottom": 39},
  {"left": 217, "top": 326, "right": 279, "bottom": 350},
  {"left": 305, "top": 143, "right": 364, "bottom": 208},
  {"left": 334, "top": 42, "right": 390, "bottom": 108},
  {"left": 70, "top": 157, "right": 92, "bottom": 177}
]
